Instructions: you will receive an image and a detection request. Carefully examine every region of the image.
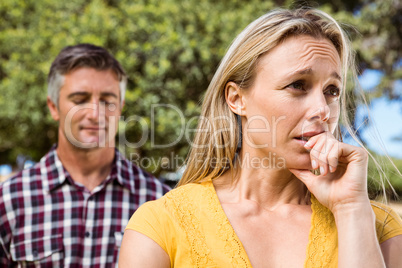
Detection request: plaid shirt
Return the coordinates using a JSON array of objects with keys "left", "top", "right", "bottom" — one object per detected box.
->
[{"left": 0, "top": 146, "right": 170, "bottom": 267}]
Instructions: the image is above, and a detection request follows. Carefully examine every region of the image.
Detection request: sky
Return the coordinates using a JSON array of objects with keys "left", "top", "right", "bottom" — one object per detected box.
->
[{"left": 355, "top": 70, "right": 402, "bottom": 159}]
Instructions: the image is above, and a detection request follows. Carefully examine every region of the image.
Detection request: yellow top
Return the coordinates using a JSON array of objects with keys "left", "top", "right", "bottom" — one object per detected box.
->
[{"left": 126, "top": 180, "right": 402, "bottom": 267}]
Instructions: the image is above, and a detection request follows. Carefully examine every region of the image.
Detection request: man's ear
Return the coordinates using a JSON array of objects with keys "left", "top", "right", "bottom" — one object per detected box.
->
[
  {"left": 47, "top": 97, "right": 60, "bottom": 121},
  {"left": 225, "top": 82, "right": 246, "bottom": 116}
]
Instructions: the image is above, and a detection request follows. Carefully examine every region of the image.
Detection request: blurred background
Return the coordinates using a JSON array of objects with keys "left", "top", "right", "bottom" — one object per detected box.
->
[{"left": 0, "top": 0, "right": 401, "bottom": 203}]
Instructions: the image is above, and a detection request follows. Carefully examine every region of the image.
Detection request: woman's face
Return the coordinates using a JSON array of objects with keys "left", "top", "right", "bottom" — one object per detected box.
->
[{"left": 241, "top": 35, "right": 342, "bottom": 170}]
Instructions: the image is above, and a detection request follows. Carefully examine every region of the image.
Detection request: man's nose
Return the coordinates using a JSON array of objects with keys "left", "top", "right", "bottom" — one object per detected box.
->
[{"left": 87, "top": 101, "right": 106, "bottom": 122}]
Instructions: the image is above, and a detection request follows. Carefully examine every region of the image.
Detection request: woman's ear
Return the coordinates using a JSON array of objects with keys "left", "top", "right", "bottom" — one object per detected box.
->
[{"left": 225, "top": 82, "right": 246, "bottom": 116}]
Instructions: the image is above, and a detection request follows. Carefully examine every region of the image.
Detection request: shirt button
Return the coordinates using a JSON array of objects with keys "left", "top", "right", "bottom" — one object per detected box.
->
[
  {"left": 85, "top": 231, "right": 90, "bottom": 237},
  {"left": 88, "top": 196, "right": 94, "bottom": 201},
  {"left": 33, "top": 250, "right": 38, "bottom": 257}
]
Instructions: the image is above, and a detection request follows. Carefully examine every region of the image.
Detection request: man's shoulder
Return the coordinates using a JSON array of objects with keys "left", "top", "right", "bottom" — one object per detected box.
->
[
  {"left": 1, "top": 162, "right": 43, "bottom": 190},
  {"left": 114, "top": 150, "right": 171, "bottom": 194},
  {"left": 0, "top": 149, "right": 58, "bottom": 195},
  {"left": 114, "top": 150, "right": 155, "bottom": 180}
]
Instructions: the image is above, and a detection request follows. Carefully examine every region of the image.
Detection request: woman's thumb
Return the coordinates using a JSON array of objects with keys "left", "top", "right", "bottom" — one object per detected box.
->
[{"left": 289, "top": 168, "right": 316, "bottom": 188}]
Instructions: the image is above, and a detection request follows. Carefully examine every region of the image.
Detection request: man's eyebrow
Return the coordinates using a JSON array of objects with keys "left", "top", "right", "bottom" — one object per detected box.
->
[
  {"left": 67, "top": 92, "right": 89, "bottom": 99},
  {"left": 67, "top": 92, "right": 119, "bottom": 99},
  {"left": 101, "top": 92, "right": 118, "bottom": 98}
]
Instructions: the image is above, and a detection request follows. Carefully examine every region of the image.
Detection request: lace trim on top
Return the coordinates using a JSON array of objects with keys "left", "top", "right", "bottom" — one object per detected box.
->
[
  {"left": 203, "top": 180, "right": 252, "bottom": 267},
  {"left": 164, "top": 180, "right": 338, "bottom": 267},
  {"left": 164, "top": 185, "right": 216, "bottom": 267},
  {"left": 304, "top": 195, "right": 338, "bottom": 268}
]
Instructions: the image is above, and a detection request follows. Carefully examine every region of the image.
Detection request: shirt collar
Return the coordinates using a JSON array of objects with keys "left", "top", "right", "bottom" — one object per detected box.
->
[
  {"left": 41, "top": 145, "right": 70, "bottom": 192},
  {"left": 114, "top": 149, "right": 137, "bottom": 194},
  {"left": 42, "top": 145, "right": 135, "bottom": 193}
]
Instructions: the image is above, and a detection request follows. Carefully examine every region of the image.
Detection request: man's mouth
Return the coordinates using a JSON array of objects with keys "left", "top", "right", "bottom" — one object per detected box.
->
[{"left": 81, "top": 126, "right": 105, "bottom": 131}]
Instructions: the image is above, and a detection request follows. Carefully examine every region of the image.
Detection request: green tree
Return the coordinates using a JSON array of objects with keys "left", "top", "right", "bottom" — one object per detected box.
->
[
  {"left": 0, "top": 0, "right": 400, "bottom": 188},
  {"left": 0, "top": 0, "right": 275, "bottom": 171}
]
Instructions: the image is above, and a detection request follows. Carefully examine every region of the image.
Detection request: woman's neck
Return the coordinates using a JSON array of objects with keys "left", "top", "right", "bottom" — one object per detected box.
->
[{"left": 214, "top": 161, "right": 309, "bottom": 211}]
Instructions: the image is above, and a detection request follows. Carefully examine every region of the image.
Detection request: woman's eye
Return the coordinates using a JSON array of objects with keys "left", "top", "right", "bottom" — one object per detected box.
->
[
  {"left": 326, "top": 87, "right": 340, "bottom": 97},
  {"left": 288, "top": 81, "right": 305, "bottom": 91}
]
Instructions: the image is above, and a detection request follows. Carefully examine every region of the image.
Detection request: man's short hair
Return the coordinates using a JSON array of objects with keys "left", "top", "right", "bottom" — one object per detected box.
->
[{"left": 47, "top": 44, "right": 127, "bottom": 108}]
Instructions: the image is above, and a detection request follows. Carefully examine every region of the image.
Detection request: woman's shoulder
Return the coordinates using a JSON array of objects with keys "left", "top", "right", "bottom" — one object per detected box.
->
[
  {"left": 370, "top": 201, "right": 402, "bottom": 221},
  {"left": 133, "top": 180, "right": 214, "bottom": 217},
  {"left": 127, "top": 180, "right": 217, "bottom": 237},
  {"left": 164, "top": 180, "right": 212, "bottom": 199},
  {"left": 370, "top": 200, "right": 402, "bottom": 243}
]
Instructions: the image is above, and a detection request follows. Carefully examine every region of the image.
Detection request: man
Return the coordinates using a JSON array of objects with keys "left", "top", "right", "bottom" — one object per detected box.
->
[{"left": 0, "top": 44, "right": 170, "bottom": 267}]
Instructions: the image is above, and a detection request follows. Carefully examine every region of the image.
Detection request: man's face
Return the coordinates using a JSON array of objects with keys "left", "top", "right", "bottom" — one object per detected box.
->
[{"left": 48, "top": 67, "right": 123, "bottom": 149}]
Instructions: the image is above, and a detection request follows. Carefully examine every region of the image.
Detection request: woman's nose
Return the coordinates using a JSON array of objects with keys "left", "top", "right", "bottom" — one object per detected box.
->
[{"left": 308, "top": 94, "right": 330, "bottom": 123}]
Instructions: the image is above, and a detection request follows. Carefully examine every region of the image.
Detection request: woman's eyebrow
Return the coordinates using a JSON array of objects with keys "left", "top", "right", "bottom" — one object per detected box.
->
[
  {"left": 289, "top": 68, "right": 341, "bottom": 81},
  {"left": 286, "top": 68, "right": 313, "bottom": 77},
  {"left": 331, "top": 71, "right": 342, "bottom": 81}
]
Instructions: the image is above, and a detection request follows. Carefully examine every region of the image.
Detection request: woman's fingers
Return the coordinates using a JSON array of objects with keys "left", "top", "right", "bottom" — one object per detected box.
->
[
  {"left": 293, "top": 132, "right": 370, "bottom": 212},
  {"left": 305, "top": 132, "right": 338, "bottom": 176},
  {"left": 308, "top": 137, "right": 325, "bottom": 170},
  {"left": 317, "top": 142, "right": 338, "bottom": 175},
  {"left": 327, "top": 142, "right": 339, "bottom": 173},
  {"left": 304, "top": 131, "right": 368, "bottom": 178},
  {"left": 337, "top": 143, "right": 368, "bottom": 165}
]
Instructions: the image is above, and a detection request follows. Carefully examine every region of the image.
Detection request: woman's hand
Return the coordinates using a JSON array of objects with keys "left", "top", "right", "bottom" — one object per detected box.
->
[{"left": 289, "top": 131, "right": 370, "bottom": 214}]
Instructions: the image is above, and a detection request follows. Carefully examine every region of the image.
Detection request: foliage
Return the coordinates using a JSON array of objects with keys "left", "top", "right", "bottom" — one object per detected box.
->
[
  {"left": 0, "top": 0, "right": 275, "bottom": 169},
  {"left": 367, "top": 152, "right": 402, "bottom": 200},
  {"left": 0, "top": 0, "right": 401, "bottom": 192}
]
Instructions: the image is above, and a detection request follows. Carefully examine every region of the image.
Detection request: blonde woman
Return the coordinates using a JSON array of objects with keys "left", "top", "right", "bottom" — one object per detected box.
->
[{"left": 119, "top": 8, "right": 402, "bottom": 267}]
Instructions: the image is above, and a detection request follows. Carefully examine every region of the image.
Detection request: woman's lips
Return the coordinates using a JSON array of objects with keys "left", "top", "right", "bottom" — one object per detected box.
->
[
  {"left": 294, "top": 130, "right": 325, "bottom": 145},
  {"left": 294, "top": 138, "right": 308, "bottom": 146},
  {"left": 295, "top": 130, "right": 325, "bottom": 139}
]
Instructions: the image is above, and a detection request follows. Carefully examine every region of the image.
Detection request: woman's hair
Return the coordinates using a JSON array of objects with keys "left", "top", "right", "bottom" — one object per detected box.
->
[{"left": 178, "top": 8, "right": 361, "bottom": 187}]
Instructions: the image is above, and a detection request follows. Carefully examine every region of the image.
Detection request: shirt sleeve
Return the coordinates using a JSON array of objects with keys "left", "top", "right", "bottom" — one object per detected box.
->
[
  {"left": 0, "top": 185, "right": 12, "bottom": 265},
  {"left": 125, "top": 199, "right": 172, "bottom": 255},
  {"left": 371, "top": 202, "right": 402, "bottom": 243},
  {"left": 0, "top": 242, "right": 10, "bottom": 265}
]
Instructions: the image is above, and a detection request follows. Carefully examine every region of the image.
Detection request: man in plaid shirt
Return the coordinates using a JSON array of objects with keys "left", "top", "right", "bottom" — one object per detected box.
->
[{"left": 0, "top": 44, "right": 171, "bottom": 267}]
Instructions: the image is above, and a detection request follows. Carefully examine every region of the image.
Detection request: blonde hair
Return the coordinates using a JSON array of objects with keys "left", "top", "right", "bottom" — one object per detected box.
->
[{"left": 178, "top": 8, "right": 391, "bottom": 192}]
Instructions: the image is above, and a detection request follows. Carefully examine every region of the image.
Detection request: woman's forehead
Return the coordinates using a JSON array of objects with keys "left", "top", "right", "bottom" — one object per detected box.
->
[{"left": 258, "top": 35, "right": 341, "bottom": 73}]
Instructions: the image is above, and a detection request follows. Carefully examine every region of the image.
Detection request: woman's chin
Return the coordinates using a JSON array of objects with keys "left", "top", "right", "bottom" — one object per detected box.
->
[{"left": 284, "top": 159, "right": 313, "bottom": 171}]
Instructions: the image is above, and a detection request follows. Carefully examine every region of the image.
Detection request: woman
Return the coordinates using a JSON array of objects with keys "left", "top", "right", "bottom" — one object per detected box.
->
[{"left": 119, "top": 8, "right": 402, "bottom": 267}]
